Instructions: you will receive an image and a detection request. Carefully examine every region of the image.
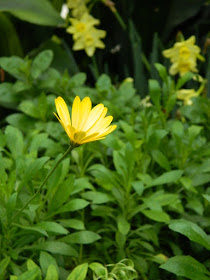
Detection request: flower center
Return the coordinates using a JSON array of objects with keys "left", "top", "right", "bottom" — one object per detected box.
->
[
  {"left": 76, "top": 23, "right": 86, "bottom": 32},
  {"left": 178, "top": 61, "right": 192, "bottom": 73},
  {"left": 179, "top": 46, "right": 190, "bottom": 59},
  {"left": 85, "top": 35, "right": 94, "bottom": 46}
]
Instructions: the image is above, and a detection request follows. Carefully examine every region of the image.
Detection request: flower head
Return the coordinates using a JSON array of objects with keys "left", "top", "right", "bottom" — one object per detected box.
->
[
  {"left": 54, "top": 96, "right": 116, "bottom": 146},
  {"left": 163, "top": 36, "right": 204, "bottom": 76},
  {"left": 67, "top": 0, "right": 88, "bottom": 19},
  {"left": 72, "top": 27, "right": 106, "bottom": 56},
  {"left": 176, "top": 89, "right": 199, "bottom": 105},
  {"left": 67, "top": 13, "right": 106, "bottom": 56}
]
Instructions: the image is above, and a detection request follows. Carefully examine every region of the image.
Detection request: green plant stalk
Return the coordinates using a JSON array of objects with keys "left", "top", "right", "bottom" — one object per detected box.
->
[
  {"left": 113, "top": 11, "right": 127, "bottom": 30},
  {"left": 9, "top": 145, "right": 74, "bottom": 225}
]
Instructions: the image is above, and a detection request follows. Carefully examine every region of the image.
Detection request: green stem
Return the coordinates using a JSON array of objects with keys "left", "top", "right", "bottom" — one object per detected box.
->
[
  {"left": 9, "top": 145, "right": 74, "bottom": 225},
  {"left": 113, "top": 11, "right": 127, "bottom": 30},
  {"left": 90, "top": 56, "right": 100, "bottom": 80}
]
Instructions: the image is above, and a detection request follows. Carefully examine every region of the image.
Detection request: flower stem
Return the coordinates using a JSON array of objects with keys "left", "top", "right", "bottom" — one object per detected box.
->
[{"left": 9, "top": 145, "right": 74, "bottom": 225}]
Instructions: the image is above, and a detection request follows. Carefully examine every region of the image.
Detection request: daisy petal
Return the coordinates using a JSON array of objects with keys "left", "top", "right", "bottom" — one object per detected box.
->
[
  {"left": 72, "top": 96, "right": 81, "bottom": 129},
  {"left": 79, "top": 132, "right": 99, "bottom": 144},
  {"left": 82, "top": 104, "right": 104, "bottom": 131},
  {"left": 55, "top": 97, "right": 71, "bottom": 127},
  {"left": 77, "top": 97, "right": 92, "bottom": 131}
]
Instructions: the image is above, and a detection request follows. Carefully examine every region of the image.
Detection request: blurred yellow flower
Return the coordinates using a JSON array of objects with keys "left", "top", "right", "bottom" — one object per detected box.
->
[
  {"left": 73, "top": 28, "right": 106, "bottom": 56},
  {"left": 176, "top": 89, "right": 199, "bottom": 105},
  {"left": 54, "top": 96, "right": 116, "bottom": 146},
  {"left": 163, "top": 36, "right": 204, "bottom": 76},
  {"left": 67, "top": 13, "right": 106, "bottom": 56},
  {"left": 67, "top": 0, "right": 88, "bottom": 19}
]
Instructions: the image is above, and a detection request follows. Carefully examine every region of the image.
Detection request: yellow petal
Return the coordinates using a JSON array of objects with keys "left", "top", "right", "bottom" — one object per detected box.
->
[
  {"left": 72, "top": 96, "right": 81, "bottom": 130},
  {"left": 55, "top": 97, "right": 71, "bottom": 127},
  {"left": 81, "top": 136, "right": 105, "bottom": 144},
  {"left": 85, "top": 107, "right": 108, "bottom": 135},
  {"left": 66, "top": 125, "right": 76, "bottom": 142},
  {"left": 98, "top": 125, "right": 117, "bottom": 138},
  {"left": 86, "top": 114, "right": 112, "bottom": 136},
  {"left": 77, "top": 97, "right": 92, "bottom": 131},
  {"left": 85, "top": 46, "right": 95, "bottom": 57},
  {"left": 82, "top": 104, "right": 104, "bottom": 132},
  {"left": 79, "top": 132, "right": 99, "bottom": 144}
]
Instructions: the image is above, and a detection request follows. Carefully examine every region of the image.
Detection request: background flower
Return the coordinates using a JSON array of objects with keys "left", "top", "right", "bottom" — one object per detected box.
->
[{"left": 163, "top": 36, "right": 204, "bottom": 76}]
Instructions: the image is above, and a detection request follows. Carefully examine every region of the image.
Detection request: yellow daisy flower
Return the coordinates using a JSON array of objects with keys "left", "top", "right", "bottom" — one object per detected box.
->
[
  {"left": 54, "top": 96, "right": 117, "bottom": 146},
  {"left": 163, "top": 36, "right": 204, "bottom": 76}
]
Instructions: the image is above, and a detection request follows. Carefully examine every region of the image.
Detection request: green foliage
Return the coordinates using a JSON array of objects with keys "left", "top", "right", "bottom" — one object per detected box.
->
[
  {"left": 0, "top": 0, "right": 64, "bottom": 26},
  {"left": 0, "top": 2, "right": 210, "bottom": 278}
]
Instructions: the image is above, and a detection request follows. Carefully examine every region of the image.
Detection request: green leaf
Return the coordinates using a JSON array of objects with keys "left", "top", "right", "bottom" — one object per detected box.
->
[
  {"left": 13, "top": 224, "right": 48, "bottom": 236},
  {"left": 66, "top": 263, "right": 88, "bottom": 280},
  {"left": 0, "top": 12, "right": 23, "bottom": 57},
  {"left": 90, "top": 164, "right": 118, "bottom": 190},
  {"left": 69, "top": 73, "right": 86, "bottom": 87},
  {"left": 10, "top": 276, "right": 18, "bottom": 280},
  {"left": 18, "top": 268, "right": 41, "bottom": 280},
  {"left": 155, "top": 63, "right": 168, "bottom": 82},
  {"left": 176, "top": 72, "right": 194, "bottom": 90},
  {"left": 148, "top": 170, "right": 183, "bottom": 187},
  {"left": 49, "top": 175, "right": 75, "bottom": 212},
  {"left": 96, "top": 74, "right": 111, "bottom": 93},
  {"left": 19, "top": 100, "right": 40, "bottom": 119},
  {"left": 6, "top": 113, "right": 36, "bottom": 132},
  {"left": 36, "top": 221, "right": 69, "bottom": 235},
  {"left": 56, "top": 199, "right": 89, "bottom": 214},
  {"left": 31, "top": 50, "right": 53, "bottom": 79},
  {"left": 5, "top": 125, "right": 24, "bottom": 157},
  {"left": 141, "top": 210, "right": 170, "bottom": 223},
  {"left": 171, "top": 120, "right": 184, "bottom": 137},
  {"left": 0, "top": 257, "right": 10, "bottom": 278},
  {"left": 151, "top": 150, "right": 170, "bottom": 171},
  {"left": 39, "top": 251, "right": 58, "bottom": 276},
  {"left": 160, "top": 256, "right": 210, "bottom": 280},
  {"left": 117, "top": 216, "right": 130, "bottom": 235},
  {"left": 6, "top": 193, "right": 17, "bottom": 222},
  {"left": 0, "top": 83, "right": 19, "bottom": 109},
  {"left": 24, "top": 157, "right": 49, "bottom": 182},
  {"left": 132, "top": 181, "right": 144, "bottom": 196},
  {"left": 149, "top": 79, "right": 161, "bottom": 107},
  {"left": 27, "top": 260, "right": 41, "bottom": 276},
  {"left": 61, "top": 231, "right": 101, "bottom": 244},
  {"left": 35, "top": 241, "right": 78, "bottom": 257},
  {"left": 169, "top": 219, "right": 210, "bottom": 250},
  {"left": 118, "top": 79, "right": 136, "bottom": 101},
  {"left": 0, "top": 56, "right": 27, "bottom": 79},
  {"left": 45, "top": 264, "right": 58, "bottom": 280},
  {"left": 58, "top": 219, "right": 85, "bottom": 230},
  {"left": 29, "top": 133, "right": 49, "bottom": 155},
  {"left": 202, "top": 194, "right": 210, "bottom": 203},
  {"left": 89, "top": 262, "right": 107, "bottom": 278},
  {"left": 81, "top": 191, "right": 113, "bottom": 204},
  {"left": 0, "top": 0, "right": 65, "bottom": 26},
  {"left": 129, "top": 20, "right": 147, "bottom": 94}
]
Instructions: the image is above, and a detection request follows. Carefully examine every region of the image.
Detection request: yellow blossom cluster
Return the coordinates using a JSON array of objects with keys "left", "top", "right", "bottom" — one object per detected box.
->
[
  {"left": 163, "top": 36, "right": 204, "bottom": 76},
  {"left": 67, "top": 0, "right": 106, "bottom": 56}
]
